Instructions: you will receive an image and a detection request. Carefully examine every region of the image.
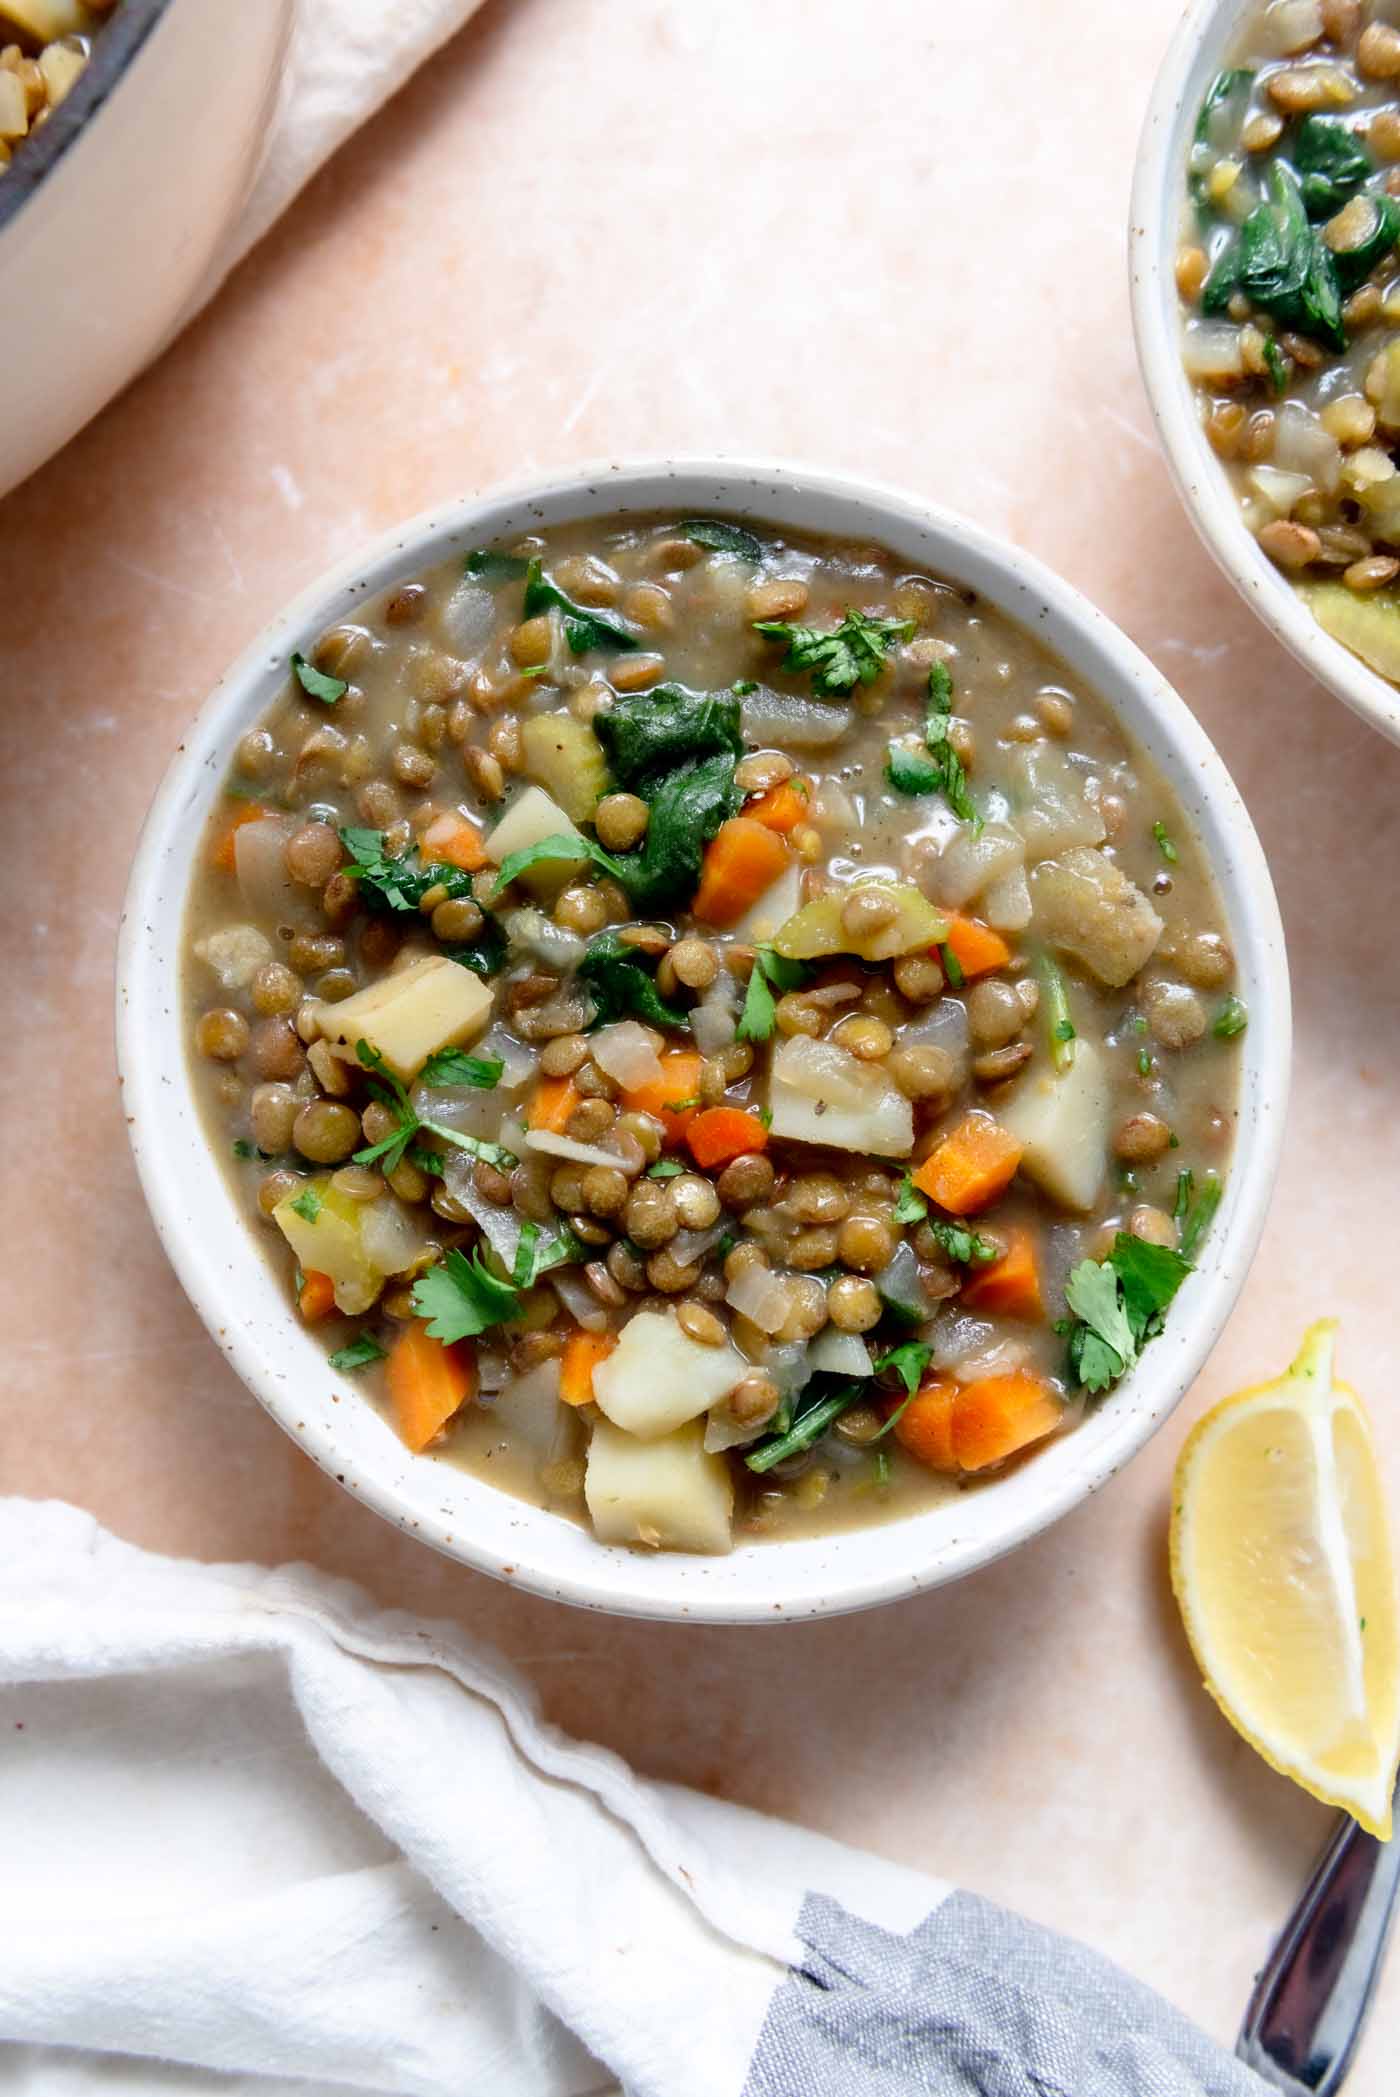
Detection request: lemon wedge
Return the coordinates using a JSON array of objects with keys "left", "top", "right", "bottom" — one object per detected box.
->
[{"left": 1170, "top": 1321, "right": 1400, "bottom": 1838}]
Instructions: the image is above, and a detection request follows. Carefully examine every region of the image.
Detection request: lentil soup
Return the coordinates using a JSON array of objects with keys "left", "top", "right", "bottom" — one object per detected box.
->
[
  {"left": 1176, "top": 0, "right": 1400, "bottom": 683},
  {"left": 183, "top": 515, "right": 1243, "bottom": 1557}
]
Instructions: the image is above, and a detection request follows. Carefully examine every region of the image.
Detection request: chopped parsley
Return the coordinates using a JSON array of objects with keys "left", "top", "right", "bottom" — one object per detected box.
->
[
  {"left": 291, "top": 651, "right": 347, "bottom": 706},
  {"left": 939, "top": 942, "right": 965, "bottom": 991},
  {"left": 522, "top": 559, "right": 638, "bottom": 655},
  {"left": 492, "top": 832, "right": 627, "bottom": 893},
  {"left": 679, "top": 519, "right": 764, "bottom": 561},
  {"left": 753, "top": 608, "right": 914, "bottom": 697},
  {"left": 1175, "top": 1169, "right": 1223, "bottom": 1260},
  {"left": 328, "top": 1333, "right": 388, "bottom": 1373},
  {"left": 647, "top": 1159, "right": 685, "bottom": 1180},
  {"left": 893, "top": 1173, "right": 927, "bottom": 1226},
  {"left": 927, "top": 1218, "right": 999, "bottom": 1266},
  {"left": 1213, "top": 995, "right": 1248, "bottom": 1040},
  {"left": 884, "top": 663, "right": 979, "bottom": 831},
  {"left": 412, "top": 1248, "right": 524, "bottom": 1343},
  {"left": 464, "top": 548, "right": 529, "bottom": 581},
  {"left": 339, "top": 827, "right": 478, "bottom": 916},
  {"left": 1063, "top": 1234, "right": 1193, "bottom": 1395},
  {"left": 732, "top": 678, "right": 758, "bottom": 697},
  {"left": 232, "top": 1138, "right": 256, "bottom": 1160},
  {"left": 1137, "top": 1047, "right": 1153, "bottom": 1078},
  {"left": 419, "top": 1046, "right": 504, "bottom": 1089},
  {"left": 870, "top": 1341, "right": 935, "bottom": 1438},
  {"left": 737, "top": 945, "right": 810, "bottom": 1043},
  {"left": 289, "top": 1186, "right": 323, "bottom": 1224},
  {"left": 1152, "top": 820, "right": 1178, "bottom": 865},
  {"left": 351, "top": 1040, "right": 517, "bottom": 1177}
]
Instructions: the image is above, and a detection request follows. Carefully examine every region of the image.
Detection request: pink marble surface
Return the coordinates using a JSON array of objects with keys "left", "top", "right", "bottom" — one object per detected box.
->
[{"left": 4, "top": 0, "right": 1400, "bottom": 2079}]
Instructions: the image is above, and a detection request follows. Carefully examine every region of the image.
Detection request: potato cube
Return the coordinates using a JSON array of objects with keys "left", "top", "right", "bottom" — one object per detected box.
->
[
  {"left": 1000, "top": 1039, "right": 1111, "bottom": 1212},
  {"left": 319, "top": 953, "right": 492, "bottom": 1081},
  {"left": 591, "top": 1309, "right": 747, "bottom": 1438},
  {"left": 486, "top": 785, "right": 589, "bottom": 898},
  {"left": 585, "top": 1418, "right": 734, "bottom": 1554}
]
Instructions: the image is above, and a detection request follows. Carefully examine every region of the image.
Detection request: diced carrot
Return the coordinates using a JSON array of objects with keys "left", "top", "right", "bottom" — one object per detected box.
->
[
  {"left": 941, "top": 913, "right": 1012, "bottom": 980},
  {"left": 961, "top": 1227, "right": 1043, "bottom": 1320},
  {"left": 387, "top": 1325, "right": 477, "bottom": 1453},
  {"left": 298, "top": 1269, "right": 336, "bottom": 1322},
  {"left": 890, "top": 1378, "right": 960, "bottom": 1473},
  {"left": 952, "top": 1372, "right": 1061, "bottom": 1473},
  {"left": 686, "top": 1106, "right": 769, "bottom": 1170},
  {"left": 528, "top": 1077, "right": 581, "bottom": 1133},
  {"left": 421, "top": 810, "right": 488, "bottom": 873},
  {"left": 211, "top": 801, "right": 269, "bottom": 874},
  {"left": 912, "top": 1113, "right": 1023, "bottom": 1216},
  {"left": 691, "top": 817, "right": 791, "bottom": 928},
  {"left": 620, "top": 1049, "right": 704, "bottom": 1142},
  {"left": 745, "top": 780, "right": 809, "bottom": 835},
  {"left": 560, "top": 1329, "right": 617, "bottom": 1407}
]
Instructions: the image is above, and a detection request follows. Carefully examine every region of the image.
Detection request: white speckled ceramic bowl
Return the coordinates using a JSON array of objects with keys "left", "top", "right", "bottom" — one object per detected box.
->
[
  {"left": 1131, "top": 0, "right": 1400, "bottom": 749},
  {"left": 116, "top": 460, "right": 1291, "bottom": 1622}
]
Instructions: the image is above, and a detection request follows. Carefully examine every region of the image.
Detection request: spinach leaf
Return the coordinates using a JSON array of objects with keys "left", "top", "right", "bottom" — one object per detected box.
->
[
  {"left": 291, "top": 652, "right": 347, "bottom": 706},
  {"left": 614, "top": 751, "right": 742, "bottom": 913},
  {"left": 522, "top": 560, "right": 638, "bottom": 655},
  {"left": 579, "top": 930, "right": 689, "bottom": 1031},
  {"left": 1294, "top": 115, "right": 1372, "bottom": 219},
  {"left": 1223, "top": 160, "right": 1347, "bottom": 349},
  {"left": 1330, "top": 191, "right": 1400, "bottom": 293},
  {"left": 680, "top": 519, "right": 764, "bottom": 561},
  {"left": 464, "top": 549, "right": 529, "bottom": 581},
  {"left": 593, "top": 682, "right": 743, "bottom": 790},
  {"left": 754, "top": 608, "right": 914, "bottom": 697},
  {"left": 444, "top": 917, "right": 508, "bottom": 980},
  {"left": 1195, "top": 67, "right": 1254, "bottom": 148}
]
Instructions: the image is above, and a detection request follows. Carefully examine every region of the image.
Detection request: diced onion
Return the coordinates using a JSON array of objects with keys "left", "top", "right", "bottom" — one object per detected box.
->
[
  {"left": 899, "top": 996, "right": 969, "bottom": 1062},
  {"left": 442, "top": 1157, "right": 524, "bottom": 1268},
  {"left": 763, "top": 1342, "right": 813, "bottom": 1398},
  {"left": 359, "top": 1198, "right": 428, "bottom": 1277},
  {"left": 1181, "top": 323, "right": 1245, "bottom": 384},
  {"left": 234, "top": 816, "right": 317, "bottom": 927},
  {"left": 1273, "top": 401, "right": 1341, "bottom": 495},
  {"left": 504, "top": 909, "right": 587, "bottom": 972},
  {"left": 1248, "top": 464, "right": 1312, "bottom": 519},
  {"left": 928, "top": 1312, "right": 997, "bottom": 1373},
  {"left": 740, "top": 688, "right": 850, "bottom": 749},
  {"left": 982, "top": 864, "right": 1031, "bottom": 932},
  {"left": 770, "top": 1034, "right": 872, "bottom": 1110},
  {"left": 1259, "top": 0, "right": 1323, "bottom": 56},
  {"left": 808, "top": 1329, "right": 873, "bottom": 1377},
  {"left": 525, "top": 1129, "right": 627, "bottom": 1172},
  {"left": 806, "top": 779, "right": 857, "bottom": 834},
  {"left": 194, "top": 923, "right": 274, "bottom": 990},
  {"left": 592, "top": 1021, "right": 662, "bottom": 1091},
  {"left": 438, "top": 579, "right": 495, "bottom": 654},
  {"left": 551, "top": 1268, "right": 609, "bottom": 1333},
  {"left": 921, "top": 823, "right": 1024, "bottom": 909},
  {"left": 690, "top": 997, "right": 737, "bottom": 1055},
  {"left": 704, "top": 1409, "right": 766, "bottom": 1453},
  {"left": 724, "top": 1263, "right": 790, "bottom": 1334},
  {"left": 671, "top": 1223, "right": 724, "bottom": 1266},
  {"left": 956, "top": 1339, "right": 1031, "bottom": 1383}
]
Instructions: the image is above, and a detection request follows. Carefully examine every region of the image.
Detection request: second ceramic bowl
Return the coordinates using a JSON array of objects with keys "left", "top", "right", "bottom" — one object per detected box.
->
[
  {"left": 116, "top": 458, "right": 1291, "bottom": 1622},
  {"left": 1131, "top": 0, "right": 1400, "bottom": 749}
]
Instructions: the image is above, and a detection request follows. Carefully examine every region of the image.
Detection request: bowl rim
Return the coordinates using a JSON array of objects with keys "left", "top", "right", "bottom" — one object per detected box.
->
[
  {"left": 1129, "top": 0, "right": 1400, "bottom": 750},
  {"left": 0, "top": 0, "right": 174, "bottom": 239},
  {"left": 116, "top": 454, "right": 1292, "bottom": 1623}
]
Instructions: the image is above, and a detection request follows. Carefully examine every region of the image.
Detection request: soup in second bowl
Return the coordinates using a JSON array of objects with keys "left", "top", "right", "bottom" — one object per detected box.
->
[{"left": 183, "top": 514, "right": 1244, "bottom": 1555}]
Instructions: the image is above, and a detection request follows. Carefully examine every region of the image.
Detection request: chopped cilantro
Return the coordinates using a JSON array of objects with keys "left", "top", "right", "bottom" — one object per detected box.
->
[
  {"left": 647, "top": 1159, "right": 685, "bottom": 1180},
  {"left": 1213, "top": 994, "right": 1248, "bottom": 1039},
  {"left": 291, "top": 651, "right": 347, "bottom": 706},
  {"left": 522, "top": 559, "right": 638, "bottom": 655},
  {"left": 893, "top": 1173, "right": 927, "bottom": 1226},
  {"left": 870, "top": 1341, "right": 935, "bottom": 1438},
  {"left": 753, "top": 608, "right": 914, "bottom": 697},
  {"left": 939, "top": 942, "right": 965, "bottom": 991},
  {"left": 412, "top": 1248, "right": 523, "bottom": 1343},
  {"left": 885, "top": 664, "right": 980, "bottom": 831},
  {"left": 745, "top": 1381, "right": 865, "bottom": 1473},
  {"left": 351, "top": 1039, "right": 517, "bottom": 1177},
  {"left": 511, "top": 1220, "right": 583, "bottom": 1288},
  {"left": 419, "top": 1046, "right": 504, "bottom": 1089},
  {"left": 732, "top": 678, "right": 758, "bottom": 696},
  {"left": 928, "top": 1218, "right": 999, "bottom": 1266},
  {"left": 1063, "top": 1234, "right": 1193, "bottom": 1394},
  {"left": 289, "top": 1186, "right": 323, "bottom": 1224},
  {"left": 232, "top": 1138, "right": 256, "bottom": 1160},
  {"left": 339, "top": 826, "right": 478, "bottom": 917},
  {"left": 737, "top": 945, "right": 810, "bottom": 1044},
  {"left": 1152, "top": 820, "right": 1179, "bottom": 865},
  {"left": 1137, "top": 1047, "right": 1153, "bottom": 1078},
  {"left": 492, "top": 832, "right": 627, "bottom": 893},
  {"left": 328, "top": 1333, "right": 388, "bottom": 1373}
]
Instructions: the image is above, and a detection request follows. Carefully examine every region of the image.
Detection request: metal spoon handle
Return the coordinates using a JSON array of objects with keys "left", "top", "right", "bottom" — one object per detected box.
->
[{"left": 1237, "top": 1808, "right": 1400, "bottom": 2094}]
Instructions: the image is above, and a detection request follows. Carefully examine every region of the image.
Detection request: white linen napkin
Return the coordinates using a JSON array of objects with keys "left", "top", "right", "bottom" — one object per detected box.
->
[
  {"left": 203, "top": 0, "right": 489, "bottom": 309},
  {"left": 0, "top": 1499, "right": 1269, "bottom": 2097}
]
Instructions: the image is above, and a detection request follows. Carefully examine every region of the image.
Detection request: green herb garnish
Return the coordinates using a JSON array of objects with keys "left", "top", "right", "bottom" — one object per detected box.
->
[
  {"left": 289, "top": 1186, "right": 323, "bottom": 1224},
  {"left": 233, "top": 1138, "right": 256, "bottom": 1160},
  {"left": 745, "top": 1382, "right": 864, "bottom": 1474},
  {"left": 412, "top": 1248, "right": 524, "bottom": 1343},
  {"left": 928, "top": 1218, "right": 999, "bottom": 1266},
  {"left": 1213, "top": 994, "right": 1249, "bottom": 1040},
  {"left": 940, "top": 942, "right": 965, "bottom": 991},
  {"left": 351, "top": 1040, "right": 518, "bottom": 1177},
  {"left": 870, "top": 1341, "right": 935, "bottom": 1438},
  {"left": 1038, "top": 951, "right": 1077, "bottom": 1072},
  {"left": 328, "top": 1333, "right": 388, "bottom": 1372},
  {"left": 511, "top": 1220, "right": 583, "bottom": 1289},
  {"left": 679, "top": 519, "right": 764, "bottom": 561},
  {"left": 1152, "top": 820, "right": 1179, "bottom": 865},
  {"left": 419, "top": 1046, "right": 504, "bottom": 1089},
  {"left": 579, "top": 929, "right": 688, "bottom": 1032},
  {"left": 613, "top": 751, "right": 742, "bottom": 913},
  {"left": 884, "top": 663, "right": 979, "bottom": 830},
  {"left": 1063, "top": 1234, "right": 1193, "bottom": 1395},
  {"left": 1137, "top": 1047, "right": 1153, "bottom": 1078},
  {"left": 339, "top": 827, "right": 478, "bottom": 916},
  {"left": 1262, "top": 336, "right": 1289, "bottom": 397},
  {"left": 737, "top": 944, "right": 810, "bottom": 1044},
  {"left": 753, "top": 608, "right": 914, "bottom": 697},
  {"left": 647, "top": 1159, "right": 685, "bottom": 1180},
  {"left": 732, "top": 678, "right": 758, "bottom": 697},
  {"left": 522, "top": 559, "right": 638, "bottom": 656},
  {"left": 492, "top": 831, "right": 627, "bottom": 893},
  {"left": 893, "top": 1173, "right": 927, "bottom": 1226},
  {"left": 291, "top": 652, "right": 348, "bottom": 706}
]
